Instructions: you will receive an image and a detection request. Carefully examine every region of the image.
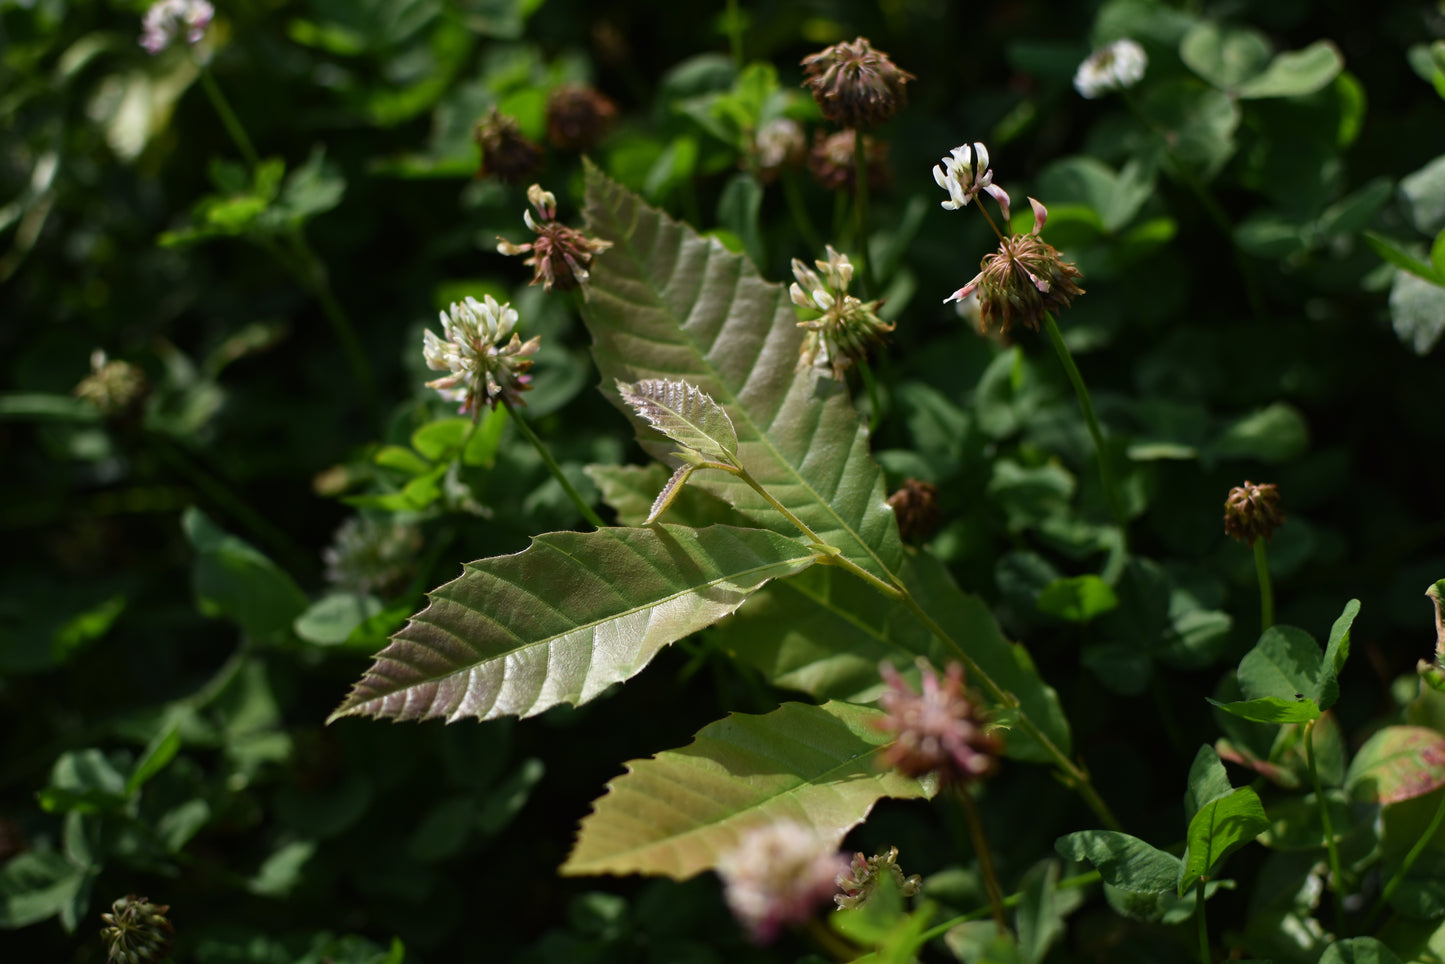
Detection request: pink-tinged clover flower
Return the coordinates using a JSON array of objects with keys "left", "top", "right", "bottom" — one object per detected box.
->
[
  {"left": 874, "top": 659, "right": 999, "bottom": 784},
  {"left": 422, "top": 295, "right": 539, "bottom": 415},
  {"left": 933, "top": 142, "right": 1011, "bottom": 221},
  {"left": 716, "top": 821, "right": 849, "bottom": 944},
  {"left": 497, "top": 184, "right": 613, "bottom": 297},
  {"left": 835, "top": 846, "right": 923, "bottom": 910},
  {"left": 139, "top": 0, "right": 214, "bottom": 55}
]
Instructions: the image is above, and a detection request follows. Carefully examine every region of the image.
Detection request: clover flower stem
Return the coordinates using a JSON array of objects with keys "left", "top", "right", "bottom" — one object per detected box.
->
[
  {"left": 915, "top": 870, "right": 1101, "bottom": 941},
  {"left": 858, "top": 358, "right": 883, "bottom": 434},
  {"left": 1195, "top": 888, "right": 1210, "bottom": 964},
  {"left": 270, "top": 232, "right": 377, "bottom": 410},
  {"left": 953, "top": 785, "right": 1007, "bottom": 934},
  {"left": 1364, "top": 785, "right": 1445, "bottom": 933},
  {"left": 502, "top": 398, "right": 606, "bottom": 528},
  {"left": 1042, "top": 313, "right": 1129, "bottom": 553},
  {"left": 723, "top": 0, "right": 744, "bottom": 70},
  {"left": 198, "top": 66, "right": 260, "bottom": 172},
  {"left": 1306, "top": 717, "right": 1348, "bottom": 932},
  {"left": 782, "top": 172, "right": 825, "bottom": 254},
  {"left": 974, "top": 200, "right": 1006, "bottom": 244},
  {"left": 804, "top": 917, "right": 857, "bottom": 959},
  {"left": 1253, "top": 539, "right": 1275, "bottom": 632},
  {"left": 852, "top": 131, "right": 875, "bottom": 294}
]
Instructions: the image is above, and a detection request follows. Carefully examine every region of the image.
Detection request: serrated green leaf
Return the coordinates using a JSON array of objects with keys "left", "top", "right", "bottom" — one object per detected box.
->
[
  {"left": 584, "top": 463, "right": 740, "bottom": 528},
  {"left": 1345, "top": 726, "right": 1445, "bottom": 804},
  {"left": 330, "top": 525, "right": 815, "bottom": 723},
  {"left": 1054, "top": 831, "right": 1180, "bottom": 893},
  {"left": 616, "top": 378, "right": 739, "bottom": 465},
  {"left": 579, "top": 161, "right": 903, "bottom": 586},
  {"left": 1207, "top": 696, "right": 1321, "bottom": 724},
  {"left": 1178, "top": 787, "right": 1267, "bottom": 895},
  {"left": 560, "top": 701, "right": 934, "bottom": 879}
]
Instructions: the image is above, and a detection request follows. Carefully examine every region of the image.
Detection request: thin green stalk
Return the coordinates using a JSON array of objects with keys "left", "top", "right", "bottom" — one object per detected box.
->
[
  {"left": 1253, "top": 539, "right": 1274, "bottom": 632},
  {"left": 955, "top": 786, "right": 1007, "bottom": 934},
  {"left": 914, "top": 871, "right": 1101, "bottom": 943},
  {"left": 852, "top": 130, "right": 874, "bottom": 294},
  {"left": 279, "top": 232, "right": 377, "bottom": 404},
  {"left": 723, "top": 0, "right": 744, "bottom": 70},
  {"left": 1195, "top": 885, "right": 1210, "bottom": 964},
  {"left": 858, "top": 358, "right": 883, "bottom": 434},
  {"left": 1365, "top": 787, "right": 1445, "bottom": 932},
  {"left": 198, "top": 66, "right": 260, "bottom": 172},
  {"left": 1042, "top": 312, "right": 1128, "bottom": 552},
  {"left": 782, "top": 171, "right": 825, "bottom": 253},
  {"left": 503, "top": 398, "right": 606, "bottom": 529},
  {"left": 1306, "top": 718, "right": 1347, "bottom": 931}
]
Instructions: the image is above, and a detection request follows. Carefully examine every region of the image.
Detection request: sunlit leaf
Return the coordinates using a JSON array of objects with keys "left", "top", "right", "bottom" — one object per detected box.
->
[
  {"left": 1179, "top": 787, "right": 1268, "bottom": 894},
  {"left": 330, "top": 525, "right": 815, "bottom": 723},
  {"left": 561, "top": 701, "right": 934, "bottom": 879},
  {"left": 616, "top": 378, "right": 739, "bottom": 465},
  {"left": 1345, "top": 726, "right": 1445, "bottom": 804},
  {"left": 580, "top": 160, "right": 903, "bottom": 586},
  {"left": 1208, "top": 696, "right": 1321, "bottom": 724},
  {"left": 1055, "top": 831, "right": 1180, "bottom": 893}
]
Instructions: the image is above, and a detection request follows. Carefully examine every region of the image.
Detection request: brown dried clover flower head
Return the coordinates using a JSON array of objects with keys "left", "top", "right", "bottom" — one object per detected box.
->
[
  {"left": 800, "top": 36, "right": 915, "bottom": 130},
  {"left": 101, "top": 895, "right": 174, "bottom": 964},
  {"left": 887, "top": 478, "right": 941, "bottom": 544},
  {"left": 835, "top": 846, "right": 923, "bottom": 910},
  {"left": 808, "top": 129, "right": 890, "bottom": 194},
  {"left": 497, "top": 184, "right": 613, "bottom": 296},
  {"left": 545, "top": 84, "right": 618, "bottom": 151},
  {"left": 1224, "top": 481, "right": 1284, "bottom": 546},
  {"left": 945, "top": 197, "right": 1084, "bottom": 335},
  {"left": 75, "top": 349, "right": 149, "bottom": 421},
  {"left": 473, "top": 106, "right": 544, "bottom": 184},
  {"left": 875, "top": 659, "right": 999, "bottom": 785}
]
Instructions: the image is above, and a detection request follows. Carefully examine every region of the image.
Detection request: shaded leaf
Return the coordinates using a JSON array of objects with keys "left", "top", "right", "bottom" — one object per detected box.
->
[
  {"left": 1237, "top": 625, "right": 1323, "bottom": 703},
  {"left": 1016, "top": 860, "right": 1081, "bottom": 964},
  {"left": 561, "top": 701, "right": 934, "bottom": 879},
  {"left": 1037, "top": 575, "right": 1118, "bottom": 623},
  {"left": 184, "top": 507, "right": 308, "bottom": 640},
  {"left": 1318, "top": 937, "right": 1406, "bottom": 964},
  {"left": 1208, "top": 696, "right": 1321, "bottom": 724},
  {"left": 0, "top": 851, "right": 87, "bottom": 929},
  {"left": 1365, "top": 232, "right": 1445, "bottom": 285},
  {"left": 1345, "top": 726, "right": 1445, "bottom": 804},
  {"left": 580, "top": 161, "right": 903, "bottom": 585},
  {"left": 1179, "top": 787, "right": 1268, "bottom": 895},
  {"left": 1236, "top": 41, "right": 1344, "bottom": 99},
  {"left": 330, "top": 525, "right": 815, "bottom": 723},
  {"left": 1184, "top": 745, "right": 1234, "bottom": 822},
  {"left": 1319, "top": 598, "right": 1360, "bottom": 711},
  {"left": 1055, "top": 831, "right": 1181, "bottom": 893},
  {"left": 616, "top": 378, "right": 739, "bottom": 466}
]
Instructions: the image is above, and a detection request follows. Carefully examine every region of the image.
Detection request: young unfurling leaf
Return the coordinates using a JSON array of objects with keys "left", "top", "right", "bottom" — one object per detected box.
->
[{"left": 617, "top": 378, "right": 739, "bottom": 467}]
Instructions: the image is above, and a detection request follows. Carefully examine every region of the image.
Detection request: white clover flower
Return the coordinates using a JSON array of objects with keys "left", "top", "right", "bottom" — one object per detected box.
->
[
  {"left": 787, "top": 246, "right": 894, "bottom": 379},
  {"left": 1074, "top": 39, "right": 1148, "bottom": 99},
  {"left": 422, "top": 295, "right": 539, "bottom": 415},
  {"left": 716, "top": 821, "right": 848, "bottom": 944},
  {"left": 932, "top": 142, "right": 1012, "bottom": 221},
  {"left": 139, "top": 0, "right": 215, "bottom": 55}
]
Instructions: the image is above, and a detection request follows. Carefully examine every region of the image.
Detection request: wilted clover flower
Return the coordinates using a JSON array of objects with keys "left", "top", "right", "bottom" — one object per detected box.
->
[
  {"left": 808, "top": 129, "right": 890, "bottom": 193},
  {"left": 800, "top": 37, "right": 915, "bottom": 130},
  {"left": 1074, "top": 39, "right": 1148, "bottom": 99},
  {"left": 323, "top": 516, "right": 424, "bottom": 598},
  {"left": 497, "top": 184, "right": 613, "bottom": 296},
  {"left": 875, "top": 659, "right": 999, "bottom": 784},
  {"left": 423, "top": 295, "right": 539, "bottom": 415},
  {"left": 751, "top": 118, "right": 807, "bottom": 182},
  {"left": 1224, "top": 481, "right": 1284, "bottom": 546},
  {"left": 933, "top": 142, "right": 1011, "bottom": 220},
  {"left": 716, "top": 821, "right": 848, "bottom": 944},
  {"left": 835, "top": 846, "right": 923, "bottom": 910},
  {"left": 887, "top": 478, "right": 940, "bottom": 544},
  {"left": 101, "top": 895, "right": 173, "bottom": 964},
  {"left": 75, "top": 349, "right": 149, "bottom": 420},
  {"left": 139, "top": 0, "right": 214, "bottom": 54},
  {"left": 945, "top": 197, "right": 1084, "bottom": 335},
  {"left": 789, "top": 245, "right": 894, "bottom": 379},
  {"left": 545, "top": 84, "right": 618, "bottom": 151},
  {"left": 473, "top": 106, "right": 544, "bottom": 184}
]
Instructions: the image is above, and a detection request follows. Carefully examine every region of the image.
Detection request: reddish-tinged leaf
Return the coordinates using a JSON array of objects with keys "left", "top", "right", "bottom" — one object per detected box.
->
[{"left": 1346, "top": 726, "right": 1445, "bottom": 804}]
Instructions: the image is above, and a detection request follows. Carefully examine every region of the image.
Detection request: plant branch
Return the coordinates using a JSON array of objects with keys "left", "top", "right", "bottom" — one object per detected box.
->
[
  {"left": 954, "top": 785, "right": 1008, "bottom": 934},
  {"left": 504, "top": 397, "right": 607, "bottom": 529},
  {"left": 198, "top": 66, "right": 260, "bottom": 172}
]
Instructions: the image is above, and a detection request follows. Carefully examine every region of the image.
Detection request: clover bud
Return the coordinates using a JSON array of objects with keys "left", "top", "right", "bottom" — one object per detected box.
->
[
  {"left": 800, "top": 37, "right": 915, "bottom": 130},
  {"left": 716, "top": 821, "right": 848, "bottom": 944},
  {"left": 1223, "top": 481, "right": 1284, "bottom": 546},
  {"left": 101, "top": 895, "right": 174, "bottom": 963},
  {"left": 874, "top": 659, "right": 999, "bottom": 785},
  {"left": 788, "top": 245, "right": 894, "bottom": 379},
  {"left": 835, "top": 846, "right": 923, "bottom": 910},
  {"left": 497, "top": 184, "right": 613, "bottom": 296},
  {"left": 473, "top": 106, "right": 544, "bottom": 184}
]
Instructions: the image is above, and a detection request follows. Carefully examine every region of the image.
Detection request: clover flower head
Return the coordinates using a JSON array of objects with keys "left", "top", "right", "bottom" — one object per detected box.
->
[
  {"left": 101, "top": 895, "right": 174, "bottom": 963},
  {"left": 808, "top": 129, "right": 890, "bottom": 194},
  {"left": 497, "top": 184, "right": 613, "bottom": 297},
  {"left": 139, "top": 0, "right": 214, "bottom": 55},
  {"left": 752, "top": 118, "right": 807, "bottom": 182},
  {"left": 1224, "top": 481, "right": 1284, "bottom": 546},
  {"left": 800, "top": 36, "right": 915, "bottom": 130},
  {"left": 874, "top": 659, "right": 999, "bottom": 784},
  {"left": 717, "top": 821, "right": 849, "bottom": 944},
  {"left": 933, "top": 141, "right": 1011, "bottom": 220},
  {"left": 422, "top": 295, "right": 539, "bottom": 415},
  {"left": 887, "top": 478, "right": 941, "bottom": 544},
  {"left": 323, "top": 516, "right": 425, "bottom": 598},
  {"left": 944, "top": 197, "right": 1084, "bottom": 334},
  {"left": 75, "top": 349, "right": 149, "bottom": 419},
  {"left": 545, "top": 84, "right": 618, "bottom": 151},
  {"left": 835, "top": 846, "right": 923, "bottom": 910},
  {"left": 788, "top": 245, "right": 894, "bottom": 379},
  {"left": 473, "top": 106, "right": 544, "bottom": 184},
  {"left": 1074, "top": 39, "right": 1148, "bottom": 99}
]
